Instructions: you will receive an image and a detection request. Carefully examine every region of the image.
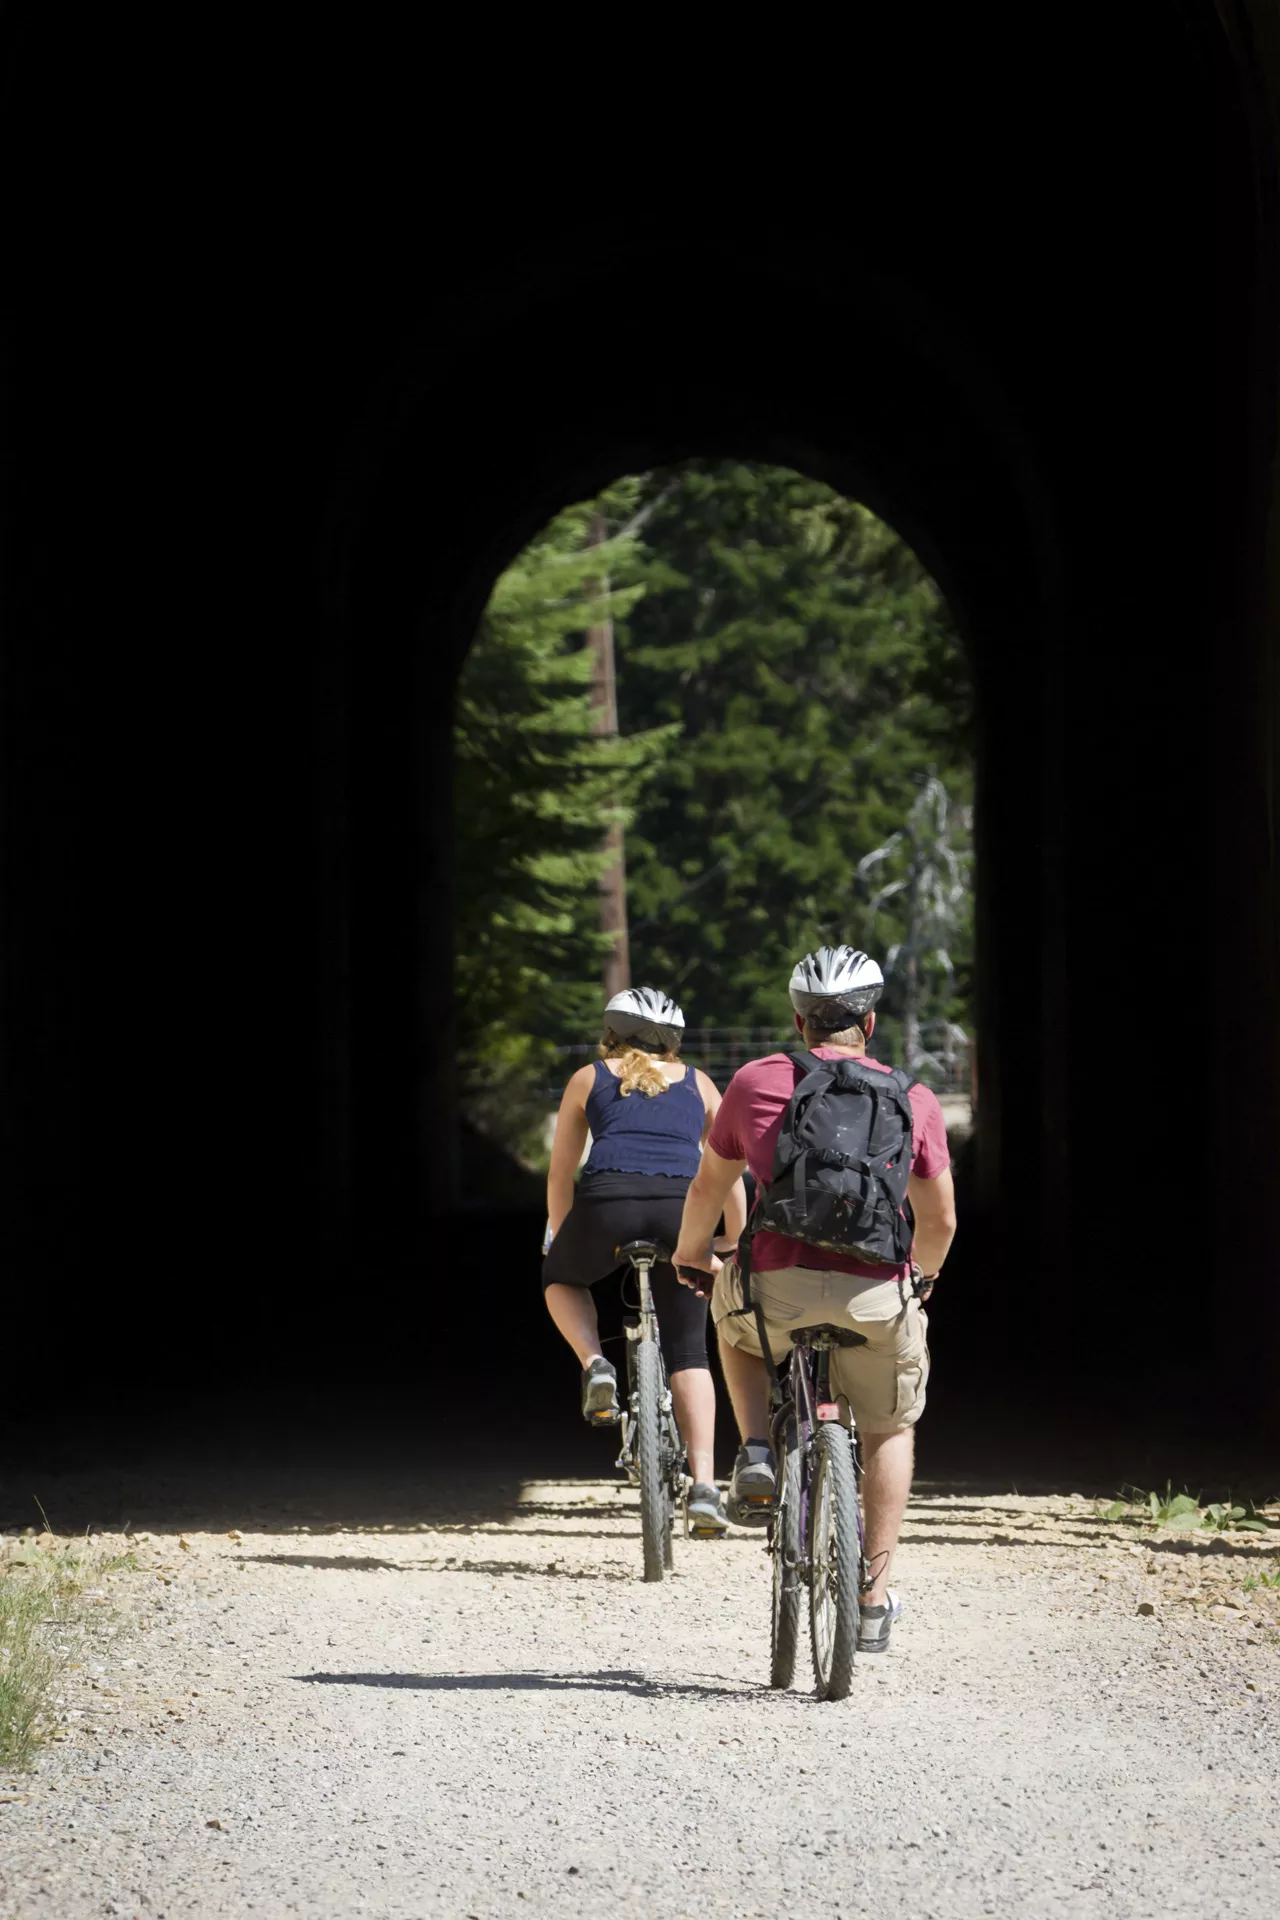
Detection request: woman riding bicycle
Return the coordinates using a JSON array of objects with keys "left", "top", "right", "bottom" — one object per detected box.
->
[{"left": 542, "top": 986, "right": 747, "bottom": 1534}]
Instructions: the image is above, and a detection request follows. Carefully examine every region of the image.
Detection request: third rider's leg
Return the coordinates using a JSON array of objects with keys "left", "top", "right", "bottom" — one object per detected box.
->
[
  {"left": 544, "top": 1281, "right": 604, "bottom": 1366},
  {"left": 859, "top": 1426, "right": 914, "bottom": 1604}
]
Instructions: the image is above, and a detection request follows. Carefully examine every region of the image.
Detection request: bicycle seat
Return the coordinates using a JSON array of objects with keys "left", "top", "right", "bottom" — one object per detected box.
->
[
  {"left": 791, "top": 1323, "right": 868, "bottom": 1349},
  {"left": 616, "top": 1238, "right": 671, "bottom": 1265}
]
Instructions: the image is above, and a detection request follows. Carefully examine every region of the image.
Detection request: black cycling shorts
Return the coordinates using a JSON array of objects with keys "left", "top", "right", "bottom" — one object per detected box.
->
[{"left": 541, "top": 1173, "right": 709, "bottom": 1375}]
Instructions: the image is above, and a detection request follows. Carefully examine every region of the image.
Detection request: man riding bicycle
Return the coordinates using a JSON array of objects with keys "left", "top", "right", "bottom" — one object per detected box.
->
[{"left": 672, "top": 945, "right": 957, "bottom": 1654}]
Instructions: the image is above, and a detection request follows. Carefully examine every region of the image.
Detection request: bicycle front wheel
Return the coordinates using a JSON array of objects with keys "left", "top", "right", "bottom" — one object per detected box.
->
[
  {"left": 808, "top": 1421, "right": 862, "bottom": 1700},
  {"left": 769, "top": 1417, "right": 803, "bottom": 1689},
  {"left": 634, "top": 1337, "right": 667, "bottom": 1583}
]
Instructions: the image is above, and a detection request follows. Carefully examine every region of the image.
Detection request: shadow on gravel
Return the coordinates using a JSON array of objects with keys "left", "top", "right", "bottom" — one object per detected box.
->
[
  {"left": 243, "top": 1553, "right": 637, "bottom": 1578},
  {"left": 242, "top": 1554, "right": 401, "bottom": 1570},
  {"left": 294, "top": 1668, "right": 766, "bottom": 1700},
  {"left": 1140, "top": 1537, "right": 1280, "bottom": 1561}
]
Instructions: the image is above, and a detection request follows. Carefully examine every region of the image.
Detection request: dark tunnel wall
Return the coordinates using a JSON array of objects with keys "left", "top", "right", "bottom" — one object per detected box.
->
[{"left": 1, "top": 12, "right": 1277, "bottom": 1441}]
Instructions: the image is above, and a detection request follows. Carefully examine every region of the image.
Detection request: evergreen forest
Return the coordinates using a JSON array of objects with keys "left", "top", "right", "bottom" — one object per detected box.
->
[{"left": 454, "top": 462, "right": 973, "bottom": 1167}]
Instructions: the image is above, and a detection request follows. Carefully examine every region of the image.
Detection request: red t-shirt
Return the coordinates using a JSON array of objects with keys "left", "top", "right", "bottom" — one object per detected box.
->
[{"left": 707, "top": 1048, "right": 951, "bottom": 1279}]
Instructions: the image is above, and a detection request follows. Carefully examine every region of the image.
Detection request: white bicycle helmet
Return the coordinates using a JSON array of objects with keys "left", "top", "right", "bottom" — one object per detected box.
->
[
  {"left": 604, "top": 986, "right": 686, "bottom": 1053},
  {"left": 788, "top": 946, "right": 884, "bottom": 1030}
]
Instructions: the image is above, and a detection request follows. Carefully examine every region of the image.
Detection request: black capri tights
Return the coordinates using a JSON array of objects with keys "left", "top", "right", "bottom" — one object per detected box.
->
[{"left": 541, "top": 1183, "right": 709, "bottom": 1375}]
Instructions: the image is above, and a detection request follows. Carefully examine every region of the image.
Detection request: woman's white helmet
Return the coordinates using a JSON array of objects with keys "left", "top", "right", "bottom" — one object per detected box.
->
[
  {"left": 604, "top": 986, "right": 686, "bottom": 1053},
  {"left": 788, "top": 946, "right": 884, "bottom": 1030}
]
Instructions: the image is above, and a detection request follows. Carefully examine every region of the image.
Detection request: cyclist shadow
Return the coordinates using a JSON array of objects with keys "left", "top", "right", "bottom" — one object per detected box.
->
[{"left": 294, "top": 1668, "right": 767, "bottom": 1700}]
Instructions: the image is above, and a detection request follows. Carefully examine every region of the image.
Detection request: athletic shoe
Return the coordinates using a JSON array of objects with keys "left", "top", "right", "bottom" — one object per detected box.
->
[
  {"left": 685, "top": 1482, "right": 727, "bottom": 1536},
  {"left": 580, "top": 1357, "right": 621, "bottom": 1426},
  {"left": 857, "top": 1587, "right": 903, "bottom": 1654},
  {"left": 726, "top": 1441, "right": 776, "bottom": 1526}
]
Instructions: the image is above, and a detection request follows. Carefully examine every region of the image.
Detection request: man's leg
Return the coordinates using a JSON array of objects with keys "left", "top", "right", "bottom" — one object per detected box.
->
[
  {"left": 544, "top": 1282, "right": 603, "bottom": 1365},
  {"left": 859, "top": 1426, "right": 914, "bottom": 1604},
  {"left": 716, "top": 1327, "right": 771, "bottom": 1444}
]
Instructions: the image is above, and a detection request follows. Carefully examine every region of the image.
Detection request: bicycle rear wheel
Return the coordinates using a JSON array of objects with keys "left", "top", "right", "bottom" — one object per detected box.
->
[
  {"left": 769, "top": 1417, "right": 803, "bottom": 1689},
  {"left": 635, "top": 1337, "right": 668, "bottom": 1582},
  {"left": 808, "top": 1421, "right": 862, "bottom": 1700}
]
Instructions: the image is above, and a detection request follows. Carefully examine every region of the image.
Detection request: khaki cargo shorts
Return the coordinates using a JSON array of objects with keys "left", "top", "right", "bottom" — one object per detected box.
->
[{"left": 711, "top": 1262, "right": 930, "bottom": 1433}]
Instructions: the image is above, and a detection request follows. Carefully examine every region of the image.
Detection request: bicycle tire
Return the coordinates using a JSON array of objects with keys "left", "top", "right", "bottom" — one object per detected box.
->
[
  {"left": 635, "top": 1337, "right": 667, "bottom": 1582},
  {"left": 769, "top": 1417, "right": 803, "bottom": 1689},
  {"left": 808, "top": 1421, "right": 861, "bottom": 1700}
]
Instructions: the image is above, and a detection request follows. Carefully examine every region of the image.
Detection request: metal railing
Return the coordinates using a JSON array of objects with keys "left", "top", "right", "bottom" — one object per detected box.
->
[{"left": 539, "top": 1021, "right": 971, "bottom": 1100}]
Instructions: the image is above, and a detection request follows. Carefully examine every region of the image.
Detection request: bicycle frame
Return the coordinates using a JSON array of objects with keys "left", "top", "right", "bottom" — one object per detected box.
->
[{"left": 769, "top": 1331, "right": 867, "bottom": 1588}]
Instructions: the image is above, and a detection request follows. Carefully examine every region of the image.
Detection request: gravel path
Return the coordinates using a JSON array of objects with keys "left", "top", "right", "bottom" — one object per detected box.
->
[{"left": 2, "top": 1474, "right": 1277, "bottom": 1918}]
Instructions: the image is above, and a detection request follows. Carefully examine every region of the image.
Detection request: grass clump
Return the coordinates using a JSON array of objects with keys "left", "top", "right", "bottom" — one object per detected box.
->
[
  {"left": 1096, "top": 1484, "right": 1279, "bottom": 1535},
  {"left": 0, "top": 1533, "right": 135, "bottom": 1770}
]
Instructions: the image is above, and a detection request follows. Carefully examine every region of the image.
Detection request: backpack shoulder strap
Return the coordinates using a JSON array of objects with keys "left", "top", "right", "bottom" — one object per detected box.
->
[{"left": 783, "top": 1046, "right": 826, "bottom": 1079}]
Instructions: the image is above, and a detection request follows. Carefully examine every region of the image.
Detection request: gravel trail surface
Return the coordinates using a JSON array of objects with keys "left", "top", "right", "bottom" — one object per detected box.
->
[{"left": 2, "top": 1474, "right": 1277, "bottom": 1918}]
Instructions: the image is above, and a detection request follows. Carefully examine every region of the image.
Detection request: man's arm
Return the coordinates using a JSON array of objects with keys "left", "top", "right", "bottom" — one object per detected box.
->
[
  {"left": 906, "top": 1166, "right": 957, "bottom": 1278},
  {"left": 674, "top": 1144, "right": 747, "bottom": 1278},
  {"left": 717, "top": 1175, "right": 747, "bottom": 1250}
]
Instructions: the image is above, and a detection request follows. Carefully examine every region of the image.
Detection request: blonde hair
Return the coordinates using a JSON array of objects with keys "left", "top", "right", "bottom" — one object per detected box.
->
[{"left": 599, "top": 1028, "right": 681, "bottom": 1098}]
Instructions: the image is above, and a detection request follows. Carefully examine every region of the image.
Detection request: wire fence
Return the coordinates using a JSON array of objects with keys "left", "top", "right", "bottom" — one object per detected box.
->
[{"left": 538, "top": 1021, "right": 971, "bottom": 1102}]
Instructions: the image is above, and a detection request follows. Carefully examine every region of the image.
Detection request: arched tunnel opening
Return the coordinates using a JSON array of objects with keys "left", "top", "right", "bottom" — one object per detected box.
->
[{"left": 451, "top": 460, "right": 977, "bottom": 1478}]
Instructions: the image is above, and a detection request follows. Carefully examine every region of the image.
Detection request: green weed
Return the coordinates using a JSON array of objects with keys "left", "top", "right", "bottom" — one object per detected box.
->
[
  {"left": 0, "top": 1534, "right": 132, "bottom": 1770},
  {"left": 1095, "top": 1484, "right": 1278, "bottom": 1535}
]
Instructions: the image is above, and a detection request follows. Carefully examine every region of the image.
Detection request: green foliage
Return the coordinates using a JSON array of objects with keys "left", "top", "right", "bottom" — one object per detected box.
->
[
  {"left": 454, "top": 486, "right": 673, "bottom": 1161},
  {"left": 1243, "top": 1568, "right": 1280, "bottom": 1592},
  {"left": 614, "top": 462, "right": 972, "bottom": 1034},
  {"left": 1096, "top": 1485, "right": 1278, "bottom": 1535}
]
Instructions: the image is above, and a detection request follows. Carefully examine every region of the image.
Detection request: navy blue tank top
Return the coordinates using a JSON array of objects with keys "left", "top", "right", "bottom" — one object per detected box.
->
[{"left": 581, "top": 1059, "right": 704, "bottom": 1179}]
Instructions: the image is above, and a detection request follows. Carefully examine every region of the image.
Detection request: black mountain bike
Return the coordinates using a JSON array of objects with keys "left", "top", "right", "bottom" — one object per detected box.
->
[
  {"left": 611, "top": 1239, "right": 692, "bottom": 1582},
  {"left": 766, "top": 1324, "right": 870, "bottom": 1701}
]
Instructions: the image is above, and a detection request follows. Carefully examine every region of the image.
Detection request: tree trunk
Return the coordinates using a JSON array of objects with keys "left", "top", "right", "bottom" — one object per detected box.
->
[
  {"left": 585, "top": 511, "right": 630, "bottom": 996},
  {"left": 901, "top": 867, "right": 921, "bottom": 1072},
  {"left": 902, "top": 947, "right": 920, "bottom": 1074}
]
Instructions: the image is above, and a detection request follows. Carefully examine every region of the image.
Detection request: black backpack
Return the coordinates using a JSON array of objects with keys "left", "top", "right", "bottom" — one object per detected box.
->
[{"left": 750, "top": 1047, "right": 917, "bottom": 1267}]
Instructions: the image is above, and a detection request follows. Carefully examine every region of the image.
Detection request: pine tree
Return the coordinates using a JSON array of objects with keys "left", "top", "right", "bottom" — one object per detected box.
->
[{"left": 454, "top": 489, "right": 673, "bottom": 1160}]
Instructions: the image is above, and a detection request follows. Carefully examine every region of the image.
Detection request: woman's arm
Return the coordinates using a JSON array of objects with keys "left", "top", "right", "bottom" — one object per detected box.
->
[
  {"left": 546, "top": 1067, "right": 593, "bottom": 1239},
  {"left": 695, "top": 1068, "right": 721, "bottom": 1142}
]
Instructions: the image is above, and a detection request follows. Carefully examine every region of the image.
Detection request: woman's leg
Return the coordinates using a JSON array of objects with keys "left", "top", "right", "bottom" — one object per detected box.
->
[
  {"left": 668, "top": 1366, "right": 716, "bottom": 1486},
  {"left": 650, "top": 1261, "right": 717, "bottom": 1486},
  {"left": 544, "top": 1281, "right": 603, "bottom": 1366}
]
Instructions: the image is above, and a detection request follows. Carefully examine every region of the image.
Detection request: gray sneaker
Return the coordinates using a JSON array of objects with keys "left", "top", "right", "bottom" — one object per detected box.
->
[
  {"left": 857, "top": 1588, "right": 903, "bottom": 1654},
  {"left": 580, "top": 1357, "right": 620, "bottom": 1427},
  {"left": 686, "top": 1482, "right": 727, "bottom": 1537},
  {"left": 727, "top": 1442, "right": 775, "bottom": 1526}
]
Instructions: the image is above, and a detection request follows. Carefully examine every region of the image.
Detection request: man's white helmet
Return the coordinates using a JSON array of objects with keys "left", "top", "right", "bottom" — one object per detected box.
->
[
  {"left": 788, "top": 946, "right": 884, "bottom": 1029},
  {"left": 604, "top": 986, "right": 686, "bottom": 1052}
]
